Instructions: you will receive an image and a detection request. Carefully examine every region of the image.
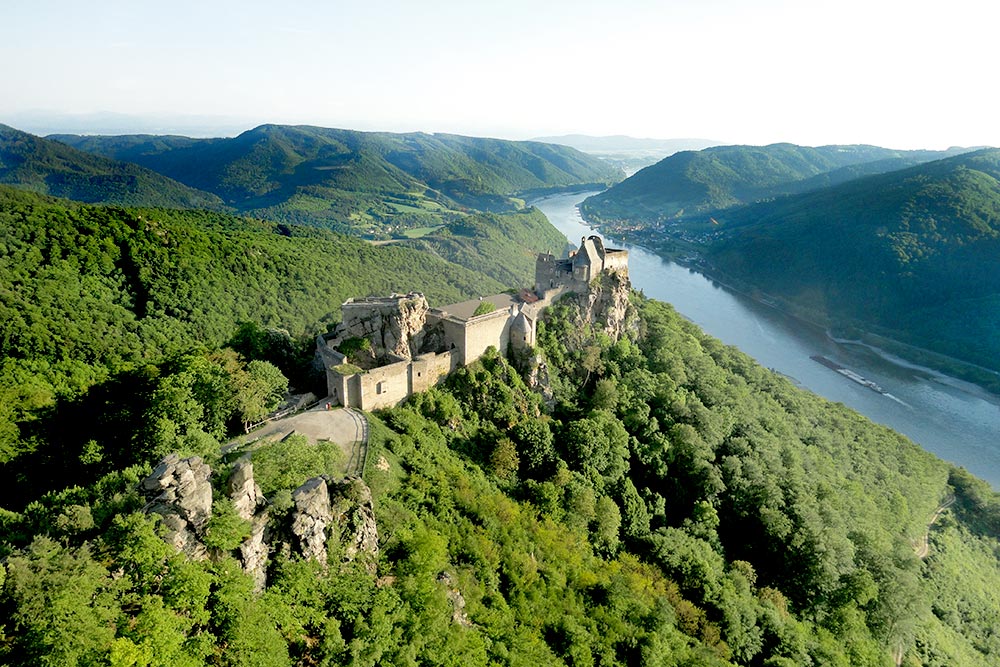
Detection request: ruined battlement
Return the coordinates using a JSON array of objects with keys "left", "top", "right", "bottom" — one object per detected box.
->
[
  {"left": 320, "top": 237, "right": 629, "bottom": 410},
  {"left": 536, "top": 235, "right": 628, "bottom": 297}
]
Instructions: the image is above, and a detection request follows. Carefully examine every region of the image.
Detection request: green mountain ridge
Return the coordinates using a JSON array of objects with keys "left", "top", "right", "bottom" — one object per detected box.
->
[
  {"left": 51, "top": 124, "right": 622, "bottom": 237},
  {"left": 0, "top": 124, "right": 224, "bottom": 209},
  {"left": 581, "top": 143, "right": 975, "bottom": 223},
  {"left": 704, "top": 148, "right": 1000, "bottom": 372}
]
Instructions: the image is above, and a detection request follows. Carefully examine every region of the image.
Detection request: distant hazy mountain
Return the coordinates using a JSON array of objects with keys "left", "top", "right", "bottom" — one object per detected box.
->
[
  {"left": 53, "top": 124, "right": 622, "bottom": 235},
  {"left": 532, "top": 134, "right": 724, "bottom": 155},
  {"left": 532, "top": 135, "right": 726, "bottom": 175},
  {"left": 3, "top": 110, "right": 252, "bottom": 138},
  {"left": 0, "top": 124, "right": 223, "bottom": 208},
  {"left": 582, "top": 143, "right": 976, "bottom": 223},
  {"left": 706, "top": 148, "right": 1000, "bottom": 372}
]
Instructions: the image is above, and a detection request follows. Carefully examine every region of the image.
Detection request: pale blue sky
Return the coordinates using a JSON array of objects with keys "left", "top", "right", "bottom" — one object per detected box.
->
[{"left": 2, "top": 0, "right": 996, "bottom": 148}]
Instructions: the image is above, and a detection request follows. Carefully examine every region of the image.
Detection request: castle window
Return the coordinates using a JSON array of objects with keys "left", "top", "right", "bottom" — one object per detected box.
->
[{"left": 376, "top": 381, "right": 385, "bottom": 394}]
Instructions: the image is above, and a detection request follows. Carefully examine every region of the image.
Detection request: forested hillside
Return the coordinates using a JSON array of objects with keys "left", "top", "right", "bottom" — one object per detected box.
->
[
  {"left": 2, "top": 282, "right": 999, "bottom": 665},
  {"left": 396, "top": 207, "right": 569, "bottom": 287},
  {"left": 581, "top": 143, "right": 970, "bottom": 224},
  {"left": 0, "top": 124, "right": 223, "bottom": 209},
  {"left": 0, "top": 186, "right": 509, "bottom": 479},
  {"left": 52, "top": 124, "right": 622, "bottom": 237},
  {"left": 704, "top": 148, "right": 1000, "bottom": 374}
]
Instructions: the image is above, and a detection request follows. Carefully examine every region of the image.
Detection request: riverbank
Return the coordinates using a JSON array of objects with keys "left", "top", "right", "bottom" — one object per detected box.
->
[
  {"left": 533, "top": 191, "right": 1000, "bottom": 487},
  {"left": 577, "top": 208, "right": 1000, "bottom": 400}
]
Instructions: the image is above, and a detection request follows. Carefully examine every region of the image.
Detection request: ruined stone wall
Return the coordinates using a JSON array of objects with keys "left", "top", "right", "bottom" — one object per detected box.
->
[
  {"left": 602, "top": 249, "right": 630, "bottom": 275},
  {"left": 329, "top": 368, "right": 352, "bottom": 407},
  {"left": 357, "top": 358, "right": 412, "bottom": 411},
  {"left": 428, "top": 314, "right": 468, "bottom": 364},
  {"left": 410, "top": 351, "right": 456, "bottom": 394},
  {"left": 535, "top": 253, "right": 572, "bottom": 296},
  {"left": 462, "top": 308, "right": 516, "bottom": 364}
]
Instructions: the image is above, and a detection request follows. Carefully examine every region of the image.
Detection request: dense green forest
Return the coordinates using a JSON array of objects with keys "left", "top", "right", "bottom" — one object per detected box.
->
[
  {"left": 2, "top": 281, "right": 1000, "bottom": 665},
  {"left": 396, "top": 208, "right": 569, "bottom": 287},
  {"left": 0, "top": 186, "right": 515, "bottom": 478},
  {"left": 50, "top": 124, "right": 622, "bottom": 237},
  {"left": 1, "top": 142, "right": 999, "bottom": 666},
  {"left": 700, "top": 149, "right": 1000, "bottom": 376},
  {"left": 0, "top": 124, "right": 223, "bottom": 209},
  {"left": 580, "top": 143, "right": 971, "bottom": 224}
]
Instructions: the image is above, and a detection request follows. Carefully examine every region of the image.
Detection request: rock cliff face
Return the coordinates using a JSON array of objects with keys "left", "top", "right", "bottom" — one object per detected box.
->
[
  {"left": 141, "top": 454, "right": 213, "bottom": 560},
  {"left": 141, "top": 454, "right": 380, "bottom": 591},
  {"left": 575, "top": 269, "right": 634, "bottom": 342},
  {"left": 335, "top": 293, "right": 429, "bottom": 364},
  {"left": 291, "top": 477, "right": 333, "bottom": 563},
  {"left": 227, "top": 460, "right": 269, "bottom": 591},
  {"left": 329, "top": 477, "right": 380, "bottom": 571}
]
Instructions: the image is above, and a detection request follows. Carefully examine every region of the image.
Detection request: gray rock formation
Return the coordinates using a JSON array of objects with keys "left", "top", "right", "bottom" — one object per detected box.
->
[
  {"left": 141, "top": 454, "right": 213, "bottom": 560},
  {"left": 141, "top": 454, "right": 383, "bottom": 584},
  {"left": 438, "top": 572, "right": 472, "bottom": 627},
  {"left": 228, "top": 459, "right": 266, "bottom": 520},
  {"left": 330, "top": 477, "right": 380, "bottom": 571},
  {"left": 227, "top": 460, "right": 270, "bottom": 590},
  {"left": 335, "top": 293, "right": 429, "bottom": 363},
  {"left": 240, "top": 513, "right": 270, "bottom": 592},
  {"left": 525, "top": 353, "right": 555, "bottom": 408},
  {"left": 291, "top": 477, "right": 333, "bottom": 563},
  {"left": 577, "top": 269, "right": 633, "bottom": 342}
]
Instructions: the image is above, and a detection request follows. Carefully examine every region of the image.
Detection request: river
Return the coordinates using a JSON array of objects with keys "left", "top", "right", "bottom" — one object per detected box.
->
[{"left": 533, "top": 192, "right": 1000, "bottom": 488}]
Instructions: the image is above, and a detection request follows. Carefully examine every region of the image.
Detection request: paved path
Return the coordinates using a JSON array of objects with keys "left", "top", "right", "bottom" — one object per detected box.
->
[{"left": 227, "top": 403, "right": 368, "bottom": 475}]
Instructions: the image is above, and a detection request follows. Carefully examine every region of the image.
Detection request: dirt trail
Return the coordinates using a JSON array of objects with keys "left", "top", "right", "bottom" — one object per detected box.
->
[
  {"left": 895, "top": 494, "right": 956, "bottom": 666},
  {"left": 914, "top": 494, "right": 956, "bottom": 559}
]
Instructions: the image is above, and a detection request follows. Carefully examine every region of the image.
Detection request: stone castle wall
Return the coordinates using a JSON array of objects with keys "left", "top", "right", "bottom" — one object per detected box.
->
[
  {"left": 354, "top": 357, "right": 412, "bottom": 411},
  {"left": 410, "top": 351, "right": 457, "bottom": 395},
  {"left": 602, "top": 249, "right": 629, "bottom": 274},
  {"left": 322, "top": 236, "right": 629, "bottom": 410}
]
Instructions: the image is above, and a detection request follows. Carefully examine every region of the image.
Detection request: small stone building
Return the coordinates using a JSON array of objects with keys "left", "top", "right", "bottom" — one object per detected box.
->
[{"left": 318, "top": 236, "right": 628, "bottom": 410}]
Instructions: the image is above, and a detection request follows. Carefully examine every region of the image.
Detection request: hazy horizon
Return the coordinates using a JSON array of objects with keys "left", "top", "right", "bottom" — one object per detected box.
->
[{"left": 3, "top": 0, "right": 998, "bottom": 150}]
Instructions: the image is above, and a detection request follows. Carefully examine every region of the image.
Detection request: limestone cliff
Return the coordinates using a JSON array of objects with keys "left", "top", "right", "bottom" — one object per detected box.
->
[
  {"left": 227, "top": 460, "right": 269, "bottom": 590},
  {"left": 574, "top": 269, "right": 634, "bottom": 342},
  {"left": 141, "top": 454, "right": 213, "bottom": 561},
  {"left": 334, "top": 293, "right": 429, "bottom": 365}
]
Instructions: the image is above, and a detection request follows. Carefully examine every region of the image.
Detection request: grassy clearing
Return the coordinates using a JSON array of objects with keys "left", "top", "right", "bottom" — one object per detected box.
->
[{"left": 401, "top": 225, "right": 444, "bottom": 239}]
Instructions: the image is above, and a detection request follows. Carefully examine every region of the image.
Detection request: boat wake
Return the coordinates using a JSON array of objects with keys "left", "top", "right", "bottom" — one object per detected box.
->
[{"left": 883, "top": 393, "right": 912, "bottom": 409}]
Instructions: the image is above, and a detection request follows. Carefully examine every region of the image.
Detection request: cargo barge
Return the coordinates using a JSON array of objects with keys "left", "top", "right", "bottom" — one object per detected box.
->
[{"left": 810, "top": 355, "right": 887, "bottom": 394}]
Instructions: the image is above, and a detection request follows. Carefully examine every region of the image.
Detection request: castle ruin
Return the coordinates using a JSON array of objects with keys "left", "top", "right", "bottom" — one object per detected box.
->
[{"left": 317, "top": 236, "right": 629, "bottom": 410}]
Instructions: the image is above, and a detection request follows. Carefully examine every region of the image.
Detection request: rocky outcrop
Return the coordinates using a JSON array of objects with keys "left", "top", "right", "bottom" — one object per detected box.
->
[
  {"left": 525, "top": 353, "right": 555, "bottom": 408},
  {"left": 141, "top": 454, "right": 213, "bottom": 560},
  {"left": 576, "top": 269, "right": 633, "bottom": 342},
  {"left": 240, "top": 514, "right": 270, "bottom": 592},
  {"left": 228, "top": 460, "right": 269, "bottom": 590},
  {"left": 438, "top": 572, "right": 472, "bottom": 627},
  {"left": 291, "top": 477, "right": 333, "bottom": 563},
  {"left": 335, "top": 293, "right": 429, "bottom": 363},
  {"left": 228, "top": 459, "right": 266, "bottom": 519},
  {"left": 330, "top": 477, "right": 380, "bottom": 571},
  {"left": 141, "top": 455, "right": 381, "bottom": 586}
]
